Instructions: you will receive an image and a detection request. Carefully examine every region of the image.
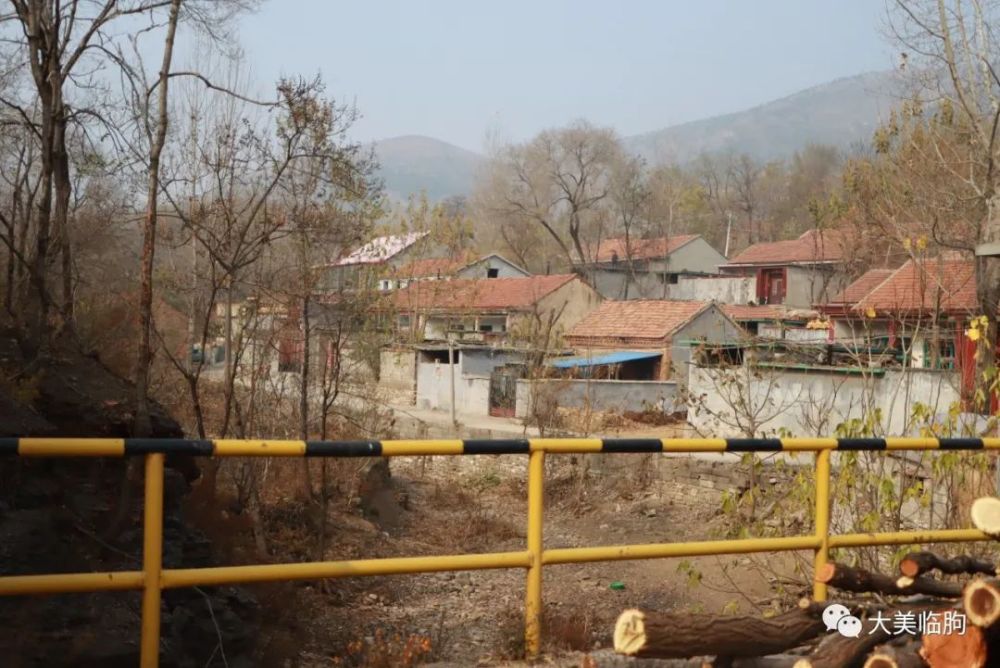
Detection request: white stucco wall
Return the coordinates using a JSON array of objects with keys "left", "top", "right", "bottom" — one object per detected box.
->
[
  {"left": 415, "top": 361, "right": 492, "bottom": 415},
  {"left": 671, "top": 276, "right": 756, "bottom": 303},
  {"left": 687, "top": 364, "right": 962, "bottom": 437}
]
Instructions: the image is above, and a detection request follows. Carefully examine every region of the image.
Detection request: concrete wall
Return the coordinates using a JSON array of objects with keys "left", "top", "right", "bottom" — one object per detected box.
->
[
  {"left": 688, "top": 363, "right": 962, "bottom": 437},
  {"left": 663, "top": 237, "right": 729, "bottom": 274},
  {"left": 514, "top": 378, "right": 679, "bottom": 418},
  {"left": 456, "top": 255, "right": 529, "bottom": 279},
  {"left": 461, "top": 349, "right": 526, "bottom": 376},
  {"left": 533, "top": 278, "right": 604, "bottom": 336},
  {"left": 415, "top": 359, "right": 495, "bottom": 415},
  {"left": 784, "top": 266, "right": 850, "bottom": 309},
  {"left": 670, "top": 306, "right": 745, "bottom": 381},
  {"left": 379, "top": 348, "right": 416, "bottom": 402},
  {"left": 671, "top": 276, "right": 756, "bottom": 303}
]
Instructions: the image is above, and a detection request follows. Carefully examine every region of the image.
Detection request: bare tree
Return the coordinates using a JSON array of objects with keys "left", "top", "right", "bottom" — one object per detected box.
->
[
  {"left": 887, "top": 0, "right": 1000, "bottom": 389},
  {"left": 480, "top": 121, "right": 623, "bottom": 270}
]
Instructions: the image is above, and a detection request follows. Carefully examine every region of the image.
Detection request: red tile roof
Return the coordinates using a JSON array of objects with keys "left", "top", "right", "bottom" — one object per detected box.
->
[
  {"left": 393, "top": 255, "right": 470, "bottom": 279},
  {"left": 855, "top": 256, "right": 977, "bottom": 314},
  {"left": 393, "top": 274, "right": 577, "bottom": 312},
  {"left": 589, "top": 234, "right": 700, "bottom": 263},
  {"left": 726, "top": 229, "right": 846, "bottom": 266},
  {"left": 565, "top": 300, "right": 710, "bottom": 345},
  {"left": 827, "top": 269, "right": 895, "bottom": 306}
]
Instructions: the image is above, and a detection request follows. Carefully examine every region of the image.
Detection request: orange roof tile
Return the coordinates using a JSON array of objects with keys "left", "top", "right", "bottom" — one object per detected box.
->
[
  {"left": 393, "top": 255, "right": 469, "bottom": 279},
  {"left": 589, "top": 234, "right": 700, "bottom": 263},
  {"left": 828, "top": 268, "right": 895, "bottom": 306},
  {"left": 727, "top": 229, "right": 846, "bottom": 266},
  {"left": 565, "top": 300, "right": 710, "bottom": 344},
  {"left": 393, "top": 274, "right": 577, "bottom": 312},
  {"left": 855, "top": 256, "right": 977, "bottom": 314}
]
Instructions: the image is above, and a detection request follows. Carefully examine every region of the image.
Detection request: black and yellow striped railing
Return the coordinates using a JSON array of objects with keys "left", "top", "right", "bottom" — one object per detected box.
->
[{"left": 1, "top": 436, "right": 996, "bottom": 666}]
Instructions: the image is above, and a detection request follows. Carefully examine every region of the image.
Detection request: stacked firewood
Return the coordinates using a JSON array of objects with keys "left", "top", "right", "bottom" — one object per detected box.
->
[{"left": 611, "top": 498, "right": 1000, "bottom": 668}]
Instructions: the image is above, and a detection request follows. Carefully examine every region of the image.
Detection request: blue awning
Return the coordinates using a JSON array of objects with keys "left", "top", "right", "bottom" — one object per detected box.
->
[{"left": 547, "top": 351, "right": 662, "bottom": 369}]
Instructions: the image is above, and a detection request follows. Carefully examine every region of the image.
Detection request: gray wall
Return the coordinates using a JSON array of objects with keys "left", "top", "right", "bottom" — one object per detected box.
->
[
  {"left": 670, "top": 306, "right": 744, "bottom": 381},
  {"left": 461, "top": 349, "right": 527, "bottom": 375},
  {"left": 456, "top": 255, "right": 529, "bottom": 279},
  {"left": 784, "top": 266, "right": 849, "bottom": 309},
  {"left": 515, "top": 378, "right": 679, "bottom": 418}
]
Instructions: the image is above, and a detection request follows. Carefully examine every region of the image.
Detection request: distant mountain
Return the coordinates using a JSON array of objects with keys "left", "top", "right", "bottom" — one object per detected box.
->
[
  {"left": 623, "top": 71, "right": 902, "bottom": 164},
  {"left": 372, "top": 72, "right": 904, "bottom": 200},
  {"left": 372, "top": 135, "right": 484, "bottom": 202}
]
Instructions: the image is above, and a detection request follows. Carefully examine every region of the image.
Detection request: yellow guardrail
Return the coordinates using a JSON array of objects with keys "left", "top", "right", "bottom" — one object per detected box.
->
[{"left": 1, "top": 435, "right": 997, "bottom": 666}]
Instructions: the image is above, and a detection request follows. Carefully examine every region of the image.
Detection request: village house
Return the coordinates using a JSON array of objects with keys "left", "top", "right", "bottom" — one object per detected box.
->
[
  {"left": 317, "top": 231, "right": 442, "bottom": 293},
  {"left": 387, "top": 252, "right": 530, "bottom": 290},
  {"left": 720, "top": 229, "right": 850, "bottom": 308},
  {"left": 561, "top": 299, "right": 744, "bottom": 382},
  {"left": 578, "top": 234, "right": 728, "bottom": 300},
  {"left": 830, "top": 255, "right": 978, "bottom": 372},
  {"left": 392, "top": 273, "right": 602, "bottom": 345}
]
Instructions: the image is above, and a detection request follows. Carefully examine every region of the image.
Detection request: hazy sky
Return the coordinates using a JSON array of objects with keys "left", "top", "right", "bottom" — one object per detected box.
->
[{"left": 235, "top": 1, "right": 892, "bottom": 152}]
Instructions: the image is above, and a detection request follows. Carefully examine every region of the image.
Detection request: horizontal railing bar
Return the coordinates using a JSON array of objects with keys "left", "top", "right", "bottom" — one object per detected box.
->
[
  {"left": 1, "top": 530, "right": 994, "bottom": 596},
  {"left": 0, "top": 570, "right": 146, "bottom": 595},
  {"left": 829, "top": 528, "right": 990, "bottom": 547},
  {"left": 5, "top": 437, "right": 1000, "bottom": 457},
  {"left": 543, "top": 535, "right": 823, "bottom": 564},
  {"left": 160, "top": 551, "right": 533, "bottom": 589}
]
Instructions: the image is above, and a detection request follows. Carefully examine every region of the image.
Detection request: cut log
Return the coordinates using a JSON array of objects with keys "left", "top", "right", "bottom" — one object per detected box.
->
[
  {"left": 899, "top": 551, "right": 996, "bottom": 579},
  {"left": 612, "top": 607, "right": 824, "bottom": 659},
  {"left": 970, "top": 497, "right": 1000, "bottom": 538},
  {"left": 920, "top": 623, "right": 986, "bottom": 668},
  {"left": 795, "top": 603, "right": 957, "bottom": 668},
  {"left": 862, "top": 640, "right": 926, "bottom": 668},
  {"left": 963, "top": 578, "right": 1000, "bottom": 628},
  {"left": 816, "top": 562, "right": 962, "bottom": 598},
  {"left": 791, "top": 624, "right": 892, "bottom": 668}
]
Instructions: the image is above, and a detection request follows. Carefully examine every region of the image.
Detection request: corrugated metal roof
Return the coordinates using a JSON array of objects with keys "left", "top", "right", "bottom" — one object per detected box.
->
[{"left": 547, "top": 350, "right": 662, "bottom": 368}]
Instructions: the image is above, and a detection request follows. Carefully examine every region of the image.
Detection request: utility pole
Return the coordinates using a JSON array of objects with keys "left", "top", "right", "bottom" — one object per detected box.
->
[
  {"left": 724, "top": 211, "right": 733, "bottom": 258},
  {"left": 448, "top": 337, "right": 457, "bottom": 427}
]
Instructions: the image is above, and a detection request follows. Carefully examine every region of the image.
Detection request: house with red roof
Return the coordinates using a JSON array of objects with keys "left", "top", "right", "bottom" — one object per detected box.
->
[
  {"left": 388, "top": 252, "right": 530, "bottom": 290},
  {"left": 562, "top": 299, "right": 743, "bottom": 381},
  {"left": 721, "top": 229, "right": 851, "bottom": 308},
  {"left": 393, "top": 274, "right": 601, "bottom": 345},
  {"left": 814, "top": 255, "right": 985, "bottom": 375},
  {"left": 579, "top": 234, "right": 728, "bottom": 300}
]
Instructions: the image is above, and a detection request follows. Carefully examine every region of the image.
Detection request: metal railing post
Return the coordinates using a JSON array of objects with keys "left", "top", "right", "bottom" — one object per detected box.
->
[
  {"left": 140, "top": 453, "right": 165, "bottom": 668},
  {"left": 524, "top": 448, "right": 545, "bottom": 658},
  {"left": 812, "top": 448, "right": 831, "bottom": 601}
]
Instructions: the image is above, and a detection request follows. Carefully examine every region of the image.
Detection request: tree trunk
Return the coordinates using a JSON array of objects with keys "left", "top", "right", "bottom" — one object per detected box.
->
[
  {"left": 815, "top": 562, "right": 962, "bottom": 598},
  {"left": 613, "top": 607, "right": 824, "bottom": 659},
  {"left": 963, "top": 578, "right": 1000, "bottom": 628},
  {"left": 919, "top": 623, "right": 987, "bottom": 668},
  {"left": 899, "top": 552, "right": 996, "bottom": 579},
  {"left": 862, "top": 641, "right": 925, "bottom": 668},
  {"left": 134, "top": 0, "right": 183, "bottom": 439}
]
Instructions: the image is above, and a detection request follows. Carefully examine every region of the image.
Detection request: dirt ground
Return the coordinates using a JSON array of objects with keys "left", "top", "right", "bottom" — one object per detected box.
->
[{"left": 234, "top": 451, "right": 809, "bottom": 667}]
